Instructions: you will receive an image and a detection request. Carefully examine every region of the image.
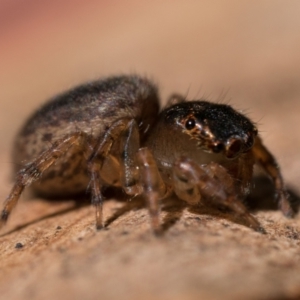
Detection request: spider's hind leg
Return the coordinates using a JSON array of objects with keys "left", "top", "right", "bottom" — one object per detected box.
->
[
  {"left": 166, "top": 94, "right": 186, "bottom": 107},
  {"left": 1, "top": 132, "right": 88, "bottom": 228}
]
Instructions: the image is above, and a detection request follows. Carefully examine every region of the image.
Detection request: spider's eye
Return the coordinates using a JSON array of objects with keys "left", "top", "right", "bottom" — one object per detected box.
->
[{"left": 185, "top": 118, "right": 196, "bottom": 130}]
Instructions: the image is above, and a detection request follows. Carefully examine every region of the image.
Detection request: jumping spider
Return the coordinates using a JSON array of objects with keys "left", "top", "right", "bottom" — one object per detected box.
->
[{"left": 0, "top": 75, "right": 293, "bottom": 233}]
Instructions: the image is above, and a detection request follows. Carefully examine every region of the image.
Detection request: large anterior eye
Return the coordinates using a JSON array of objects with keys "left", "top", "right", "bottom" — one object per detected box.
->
[{"left": 185, "top": 118, "right": 196, "bottom": 130}]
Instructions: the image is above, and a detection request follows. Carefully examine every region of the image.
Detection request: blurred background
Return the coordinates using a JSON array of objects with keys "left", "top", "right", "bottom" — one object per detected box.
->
[
  {"left": 0, "top": 0, "right": 300, "bottom": 190},
  {"left": 1, "top": 2, "right": 300, "bottom": 299}
]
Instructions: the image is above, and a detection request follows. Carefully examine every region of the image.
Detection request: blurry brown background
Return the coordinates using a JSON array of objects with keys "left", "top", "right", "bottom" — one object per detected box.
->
[{"left": 1, "top": 1, "right": 300, "bottom": 300}]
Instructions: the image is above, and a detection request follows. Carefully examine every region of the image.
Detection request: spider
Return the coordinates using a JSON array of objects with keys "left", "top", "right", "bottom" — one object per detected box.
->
[{"left": 0, "top": 75, "right": 293, "bottom": 233}]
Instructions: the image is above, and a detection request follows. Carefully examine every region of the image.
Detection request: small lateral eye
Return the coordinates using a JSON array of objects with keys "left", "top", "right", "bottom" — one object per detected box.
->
[{"left": 185, "top": 118, "right": 196, "bottom": 130}]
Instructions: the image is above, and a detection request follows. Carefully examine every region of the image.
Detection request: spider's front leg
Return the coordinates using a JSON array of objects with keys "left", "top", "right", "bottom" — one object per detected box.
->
[
  {"left": 252, "top": 136, "right": 293, "bottom": 217},
  {"left": 136, "top": 148, "right": 169, "bottom": 233},
  {"left": 172, "top": 157, "right": 263, "bottom": 231}
]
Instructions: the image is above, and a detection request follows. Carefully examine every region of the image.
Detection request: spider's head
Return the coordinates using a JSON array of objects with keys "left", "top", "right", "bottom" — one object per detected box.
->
[{"left": 163, "top": 101, "right": 258, "bottom": 159}]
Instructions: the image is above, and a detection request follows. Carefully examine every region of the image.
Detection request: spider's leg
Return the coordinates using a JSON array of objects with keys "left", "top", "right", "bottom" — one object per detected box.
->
[
  {"left": 165, "top": 93, "right": 186, "bottom": 107},
  {"left": 1, "top": 132, "right": 87, "bottom": 228},
  {"left": 136, "top": 148, "right": 169, "bottom": 233},
  {"left": 88, "top": 118, "right": 134, "bottom": 229},
  {"left": 172, "top": 157, "right": 263, "bottom": 232},
  {"left": 118, "top": 119, "right": 142, "bottom": 196},
  {"left": 252, "top": 136, "right": 293, "bottom": 217}
]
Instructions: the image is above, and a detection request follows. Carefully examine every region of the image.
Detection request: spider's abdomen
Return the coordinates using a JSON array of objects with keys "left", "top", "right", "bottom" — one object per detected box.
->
[{"left": 13, "top": 75, "right": 160, "bottom": 196}]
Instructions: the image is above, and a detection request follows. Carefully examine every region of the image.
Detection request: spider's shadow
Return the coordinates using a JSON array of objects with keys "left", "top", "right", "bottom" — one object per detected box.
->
[{"left": 0, "top": 199, "right": 87, "bottom": 237}]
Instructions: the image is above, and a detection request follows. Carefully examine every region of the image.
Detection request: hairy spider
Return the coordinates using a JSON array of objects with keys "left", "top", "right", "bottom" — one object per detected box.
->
[{"left": 0, "top": 75, "right": 293, "bottom": 233}]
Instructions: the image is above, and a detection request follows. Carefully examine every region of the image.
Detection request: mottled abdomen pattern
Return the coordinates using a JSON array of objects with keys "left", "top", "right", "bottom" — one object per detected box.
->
[{"left": 13, "top": 75, "right": 160, "bottom": 196}]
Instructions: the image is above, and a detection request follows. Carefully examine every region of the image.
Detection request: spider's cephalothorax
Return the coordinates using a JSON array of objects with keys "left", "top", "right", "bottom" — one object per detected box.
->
[
  {"left": 0, "top": 75, "right": 293, "bottom": 234},
  {"left": 158, "top": 101, "right": 257, "bottom": 158}
]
